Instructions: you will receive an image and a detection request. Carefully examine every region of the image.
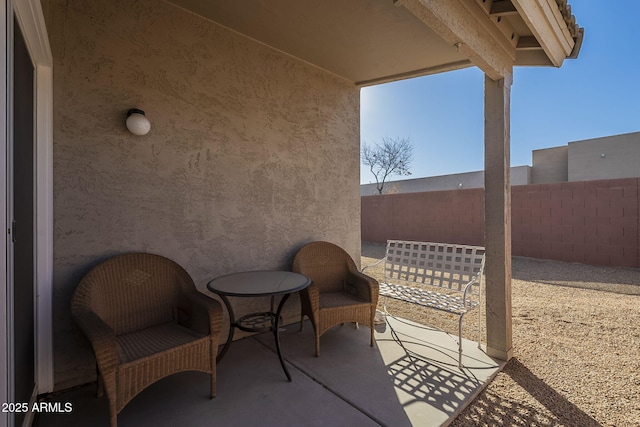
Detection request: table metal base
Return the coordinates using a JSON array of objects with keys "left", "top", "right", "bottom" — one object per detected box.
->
[{"left": 216, "top": 293, "right": 294, "bottom": 381}]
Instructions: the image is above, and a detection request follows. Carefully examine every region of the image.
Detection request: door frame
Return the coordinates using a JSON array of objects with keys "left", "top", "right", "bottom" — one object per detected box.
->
[
  {"left": 1, "top": 0, "right": 9, "bottom": 422},
  {"left": 15, "top": 0, "right": 54, "bottom": 396},
  {"left": 2, "top": 1, "right": 53, "bottom": 423}
]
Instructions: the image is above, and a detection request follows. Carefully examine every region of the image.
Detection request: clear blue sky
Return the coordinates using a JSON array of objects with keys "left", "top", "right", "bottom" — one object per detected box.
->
[{"left": 360, "top": 1, "right": 640, "bottom": 184}]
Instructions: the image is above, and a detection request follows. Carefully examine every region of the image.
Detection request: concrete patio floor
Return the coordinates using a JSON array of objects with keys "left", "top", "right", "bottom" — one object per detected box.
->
[{"left": 35, "top": 316, "right": 503, "bottom": 427}]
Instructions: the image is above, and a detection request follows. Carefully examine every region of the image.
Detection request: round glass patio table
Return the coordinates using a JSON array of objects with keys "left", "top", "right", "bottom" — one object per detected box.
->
[{"left": 206, "top": 270, "right": 311, "bottom": 382}]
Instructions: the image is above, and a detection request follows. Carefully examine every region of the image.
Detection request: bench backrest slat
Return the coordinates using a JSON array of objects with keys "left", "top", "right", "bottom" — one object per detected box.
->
[{"left": 384, "top": 240, "right": 485, "bottom": 294}]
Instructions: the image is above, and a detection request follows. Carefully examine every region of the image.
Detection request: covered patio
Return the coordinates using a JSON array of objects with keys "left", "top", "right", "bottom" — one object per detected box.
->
[
  {"left": 3, "top": 1, "right": 581, "bottom": 426},
  {"left": 35, "top": 317, "right": 501, "bottom": 427}
]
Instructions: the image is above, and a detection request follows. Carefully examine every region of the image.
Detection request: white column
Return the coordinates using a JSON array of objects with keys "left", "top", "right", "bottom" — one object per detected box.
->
[{"left": 484, "top": 74, "right": 514, "bottom": 361}]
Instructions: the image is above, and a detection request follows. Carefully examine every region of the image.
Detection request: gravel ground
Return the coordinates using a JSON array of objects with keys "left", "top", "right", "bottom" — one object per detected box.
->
[{"left": 361, "top": 242, "right": 640, "bottom": 427}]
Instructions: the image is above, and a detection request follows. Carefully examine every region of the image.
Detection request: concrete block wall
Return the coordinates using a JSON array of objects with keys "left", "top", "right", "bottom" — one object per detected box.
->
[
  {"left": 513, "top": 178, "right": 639, "bottom": 267},
  {"left": 531, "top": 146, "right": 568, "bottom": 183},
  {"left": 361, "top": 189, "right": 484, "bottom": 246},
  {"left": 362, "top": 178, "right": 639, "bottom": 268}
]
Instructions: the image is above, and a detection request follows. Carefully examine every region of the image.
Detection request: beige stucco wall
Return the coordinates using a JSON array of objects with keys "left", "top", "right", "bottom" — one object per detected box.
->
[
  {"left": 43, "top": 0, "right": 360, "bottom": 390},
  {"left": 568, "top": 132, "right": 640, "bottom": 181},
  {"left": 531, "top": 146, "right": 568, "bottom": 183}
]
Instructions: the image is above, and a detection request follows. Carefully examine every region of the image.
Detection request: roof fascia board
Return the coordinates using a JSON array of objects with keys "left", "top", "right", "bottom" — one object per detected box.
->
[
  {"left": 515, "top": 49, "right": 553, "bottom": 66},
  {"left": 511, "top": 0, "right": 574, "bottom": 67},
  {"left": 395, "top": 0, "right": 514, "bottom": 81},
  {"left": 356, "top": 59, "right": 473, "bottom": 87}
]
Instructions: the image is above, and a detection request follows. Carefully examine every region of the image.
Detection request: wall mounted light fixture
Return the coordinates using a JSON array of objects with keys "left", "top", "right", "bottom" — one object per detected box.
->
[{"left": 126, "top": 108, "right": 151, "bottom": 136}]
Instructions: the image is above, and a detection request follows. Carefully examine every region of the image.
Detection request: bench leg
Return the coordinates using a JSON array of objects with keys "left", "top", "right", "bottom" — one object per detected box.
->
[{"left": 458, "top": 314, "right": 464, "bottom": 369}]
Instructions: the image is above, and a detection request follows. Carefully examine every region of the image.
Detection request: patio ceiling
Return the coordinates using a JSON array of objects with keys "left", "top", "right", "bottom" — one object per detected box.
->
[{"left": 167, "top": 0, "right": 582, "bottom": 86}]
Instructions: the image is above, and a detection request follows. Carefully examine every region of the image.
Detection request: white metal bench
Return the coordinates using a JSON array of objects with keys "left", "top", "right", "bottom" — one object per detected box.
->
[{"left": 364, "top": 240, "right": 485, "bottom": 368}]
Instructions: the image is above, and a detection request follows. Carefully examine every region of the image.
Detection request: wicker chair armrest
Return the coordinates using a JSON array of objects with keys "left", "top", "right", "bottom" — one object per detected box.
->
[
  {"left": 300, "top": 282, "right": 320, "bottom": 309},
  {"left": 178, "top": 291, "right": 224, "bottom": 337},
  {"left": 72, "top": 308, "right": 119, "bottom": 374},
  {"left": 345, "top": 270, "right": 379, "bottom": 304}
]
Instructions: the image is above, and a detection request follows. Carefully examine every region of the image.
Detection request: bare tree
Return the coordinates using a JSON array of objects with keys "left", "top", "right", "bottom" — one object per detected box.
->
[{"left": 361, "top": 137, "right": 414, "bottom": 195}]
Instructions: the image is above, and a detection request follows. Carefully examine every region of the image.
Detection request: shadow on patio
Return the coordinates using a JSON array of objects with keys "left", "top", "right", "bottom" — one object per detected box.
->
[{"left": 35, "top": 316, "right": 501, "bottom": 427}]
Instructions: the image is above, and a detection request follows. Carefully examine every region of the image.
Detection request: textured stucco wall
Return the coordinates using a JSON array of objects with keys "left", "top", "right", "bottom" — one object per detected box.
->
[{"left": 43, "top": 0, "right": 360, "bottom": 390}]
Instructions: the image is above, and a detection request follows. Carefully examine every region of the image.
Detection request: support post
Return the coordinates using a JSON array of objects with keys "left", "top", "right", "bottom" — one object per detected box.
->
[{"left": 484, "top": 73, "right": 513, "bottom": 361}]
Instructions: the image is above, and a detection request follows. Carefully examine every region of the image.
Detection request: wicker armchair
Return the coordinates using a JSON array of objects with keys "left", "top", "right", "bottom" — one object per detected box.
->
[
  {"left": 71, "top": 253, "right": 223, "bottom": 427},
  {"left": 292, "top": 241, "right": 379, "bottom": 356}
]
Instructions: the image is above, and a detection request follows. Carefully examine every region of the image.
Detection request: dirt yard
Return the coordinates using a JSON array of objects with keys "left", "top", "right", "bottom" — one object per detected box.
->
[{"left": 361, "top": 242, "right": 640, "bottom": 427}]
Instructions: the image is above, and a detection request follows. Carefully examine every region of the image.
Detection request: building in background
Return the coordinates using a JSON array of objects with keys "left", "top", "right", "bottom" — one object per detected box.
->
[
  {"left": 543, "top": 131, "right": 640, "bottom": 182},
  {"left": 362, "top": 131, "right": 640, "bottom": 195}
]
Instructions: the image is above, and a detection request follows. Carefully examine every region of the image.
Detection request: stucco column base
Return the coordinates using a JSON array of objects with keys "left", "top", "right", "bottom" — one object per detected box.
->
[{"left": 486, "top": 345, "right": 514, "bottom": 362}]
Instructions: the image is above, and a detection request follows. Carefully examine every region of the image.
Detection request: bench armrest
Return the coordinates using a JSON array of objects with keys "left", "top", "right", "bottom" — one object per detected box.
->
[
  {"left": 462, "top": 276, "right": 481, "bottom": 309},
  {"left": 361, "top": 258, "right": 384, "bottom": 274}
]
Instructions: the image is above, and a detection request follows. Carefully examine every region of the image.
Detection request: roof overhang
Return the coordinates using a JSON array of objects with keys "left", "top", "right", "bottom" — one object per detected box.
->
[
  {"left": 511, "top": 0, "right": 583, "bottom": 66},
  {"left": 165, "top": 0, "right": 582, "bottom": 85}
]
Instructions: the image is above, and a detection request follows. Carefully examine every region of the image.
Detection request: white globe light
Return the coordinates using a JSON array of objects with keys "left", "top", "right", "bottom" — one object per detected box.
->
[{"left": 126, "top": 109, "right": 151, "bottom": 136}]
